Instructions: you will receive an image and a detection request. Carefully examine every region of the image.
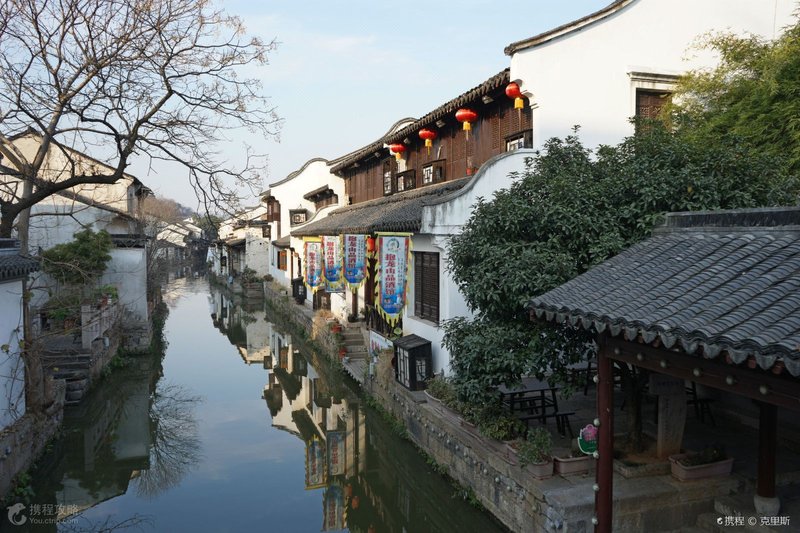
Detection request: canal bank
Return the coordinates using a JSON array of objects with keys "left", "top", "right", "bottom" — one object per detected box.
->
[
  {"left": 11, "top": 277, "right": 508, "bottom": 532},
  {"left": 260, "top": 280, "right": 778, "bottom": 533}
]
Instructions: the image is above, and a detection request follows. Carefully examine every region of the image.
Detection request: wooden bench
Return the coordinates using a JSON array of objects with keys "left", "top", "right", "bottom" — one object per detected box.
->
[{"left": 499, "top": 387, "right": 575, "bottom": 436}]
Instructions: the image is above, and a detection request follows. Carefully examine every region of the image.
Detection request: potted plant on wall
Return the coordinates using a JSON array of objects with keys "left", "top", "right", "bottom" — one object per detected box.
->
[
  {"left": 518, "top": 426, "right": 553, "bottom": 479},
  {"left": 554, "top": 443, "right": 592, "bottom": 476},
  {"left": 669, "top": 444, "right": 733, "bottom": 481}
]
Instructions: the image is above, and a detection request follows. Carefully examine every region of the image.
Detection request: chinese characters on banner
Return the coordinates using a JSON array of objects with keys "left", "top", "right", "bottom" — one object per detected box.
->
[
  {"left": 322, "top": 235, "right": 344, "bottom": 292},
  {"left": 327, "top": 431, "right": 346, "bottom": 476},
  {"left": 322, "top": 485, "right": 345, "bottom": 531},
  {"left": 343, "top": 234, "right": 367, "bottom": 291},
  {"left": 376, "top": 233, "right": 411, "bottom": 326},
  {"left": 303, "top": 238, "right": 323, "bottom": 293},
  {"left": 305, "top": 436, "right": 327, "bottom": 490}
]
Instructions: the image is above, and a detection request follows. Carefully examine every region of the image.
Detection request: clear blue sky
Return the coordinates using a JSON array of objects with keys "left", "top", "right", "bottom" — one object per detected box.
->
[{"left": 134, "top": 1, "right": 610, "bottom": 208}]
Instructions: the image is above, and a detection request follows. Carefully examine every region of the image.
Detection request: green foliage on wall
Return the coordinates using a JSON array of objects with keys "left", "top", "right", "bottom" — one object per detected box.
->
[{"left": 42, "top": 229, "right": 113, "bottom": 285}]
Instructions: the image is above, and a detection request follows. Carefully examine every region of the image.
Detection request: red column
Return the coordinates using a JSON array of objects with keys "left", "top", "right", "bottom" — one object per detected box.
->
[
  {"left": 757, "top": 401, "right": 777, "bottom": 498},
  {"left": 596, "top": 343, "right": 614, "bottom": 532}
]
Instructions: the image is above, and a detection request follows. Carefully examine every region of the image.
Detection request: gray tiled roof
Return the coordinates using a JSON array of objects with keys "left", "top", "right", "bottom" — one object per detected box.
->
[
  {"left": 529, "top": 207, "right": 800, "bottom": 377},
  {"left": 291, "top": 178, "right": 470, "bottom": 237},
  {"left": 0, "top": 252, "right": 39, "bottom": 282}
]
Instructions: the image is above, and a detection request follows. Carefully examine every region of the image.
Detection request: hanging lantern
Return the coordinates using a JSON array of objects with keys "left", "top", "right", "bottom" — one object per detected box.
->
[
  {"left": 389, "top": 143, "right": 406, "bottom": 161},
  {"left": 418, "top": 128, "right": 437, "bottom": 155},
  {"left": 505, "top": 82, "right": 525, "bottom": 110},
  {"left": 366, "top": 236, "right": 376, "bottom": 254},
  {"left": 455, "top": 108, "right": 478, "bottom": 133}
]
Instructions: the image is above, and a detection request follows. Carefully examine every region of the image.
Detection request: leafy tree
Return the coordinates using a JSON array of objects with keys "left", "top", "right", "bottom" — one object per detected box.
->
[
  {"left": 41, "top": 228, "right": 112, "bottom": 286},
  {"left": 671, "top": 15, "right": 800, "bottom": 172},
  {"left": 0, "top": 0, "right": 280, "bottom": 246},
  {"left": 444, "top": 126, "right": 798, "bottom": 448}
]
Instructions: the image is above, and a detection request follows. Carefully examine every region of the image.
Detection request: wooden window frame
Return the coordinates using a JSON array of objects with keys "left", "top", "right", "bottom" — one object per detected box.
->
[
  {"left": 396, "top": 169, "right": 416, "bottom": 192},
  {"left": 414, "top": 251, "right": 439, "bottom": 323},
  {"left": 422, "top": 159, "right": 446, "bottom": 186},
  {"left": 278, "top": 249, "right": 288, "bottom": 271},
  {"left": 504, "top": 130, "right": 533, "bottom": 152}
]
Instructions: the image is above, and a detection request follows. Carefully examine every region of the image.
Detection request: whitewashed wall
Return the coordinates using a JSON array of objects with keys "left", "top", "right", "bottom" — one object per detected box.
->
[
  {"left": 409, "top": 150, "right": 536, "bottom": 374},
  {"left": 510, "top": 0, "right": 795, "bottom": 151},
  {"left": 101, "top": 248, "right": 149, "bottom": 325},
  {"left": 0, "top": 279, "right": 26, "bottom": 429}
]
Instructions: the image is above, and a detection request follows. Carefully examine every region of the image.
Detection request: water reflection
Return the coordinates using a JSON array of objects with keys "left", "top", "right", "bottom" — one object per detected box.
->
[
  {"left": 209, "top": 285, "right": 504, "bottom": 533},
  {"left": 24, "top": 296, "right": 203, "bottom": 532}
]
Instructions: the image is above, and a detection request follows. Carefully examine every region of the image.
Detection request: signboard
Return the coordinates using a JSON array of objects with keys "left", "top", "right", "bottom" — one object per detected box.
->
[
  {"left": 303, "top": 238, "right": 323, "bottom": 293},
  {"left": 327, "top": 431, "right": 346, "bottom": 477},
  {"left": 321, "top": 485, "right": 345, "bottom": 531},
  {"left": 343, "top": 234, "right": 367, "bottom": 290},
  {"left": 305, "top": 436, "right": 327, "bottom": 490},
  {"left": 322, "top": 235, "right": 344, "bottom": 292},
  {"left": 376, "top": 233, "right": 411, "bottom": 326}
]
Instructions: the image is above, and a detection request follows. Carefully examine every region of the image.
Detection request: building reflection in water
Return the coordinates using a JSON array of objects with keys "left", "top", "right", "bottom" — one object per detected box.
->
[
  {"left": 211, "top": 285, "right": 503, "bottom": 533},
  {"left": 29, "top": 285, "right": 202, "bottom": 531}
]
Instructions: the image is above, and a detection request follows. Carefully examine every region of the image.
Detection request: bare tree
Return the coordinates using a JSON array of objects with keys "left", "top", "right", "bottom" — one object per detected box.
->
[{"left": 0, "top": 0, "right": 280, "bottom": 248}]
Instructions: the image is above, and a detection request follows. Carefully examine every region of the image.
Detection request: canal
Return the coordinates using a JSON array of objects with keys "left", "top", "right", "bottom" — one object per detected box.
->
[{"left": 22, "top": 277, "right": 506, "bottom": 532}]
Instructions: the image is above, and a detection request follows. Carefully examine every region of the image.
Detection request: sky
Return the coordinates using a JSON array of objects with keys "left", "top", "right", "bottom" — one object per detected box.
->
[{"left": 129, "top": 0, "right": 611, "bottom": 209}]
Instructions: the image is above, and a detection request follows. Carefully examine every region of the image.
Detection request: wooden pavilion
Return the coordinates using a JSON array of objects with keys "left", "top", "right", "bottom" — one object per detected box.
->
[{"left": 529, "top": 207, "right": 800, "bottom": 532}]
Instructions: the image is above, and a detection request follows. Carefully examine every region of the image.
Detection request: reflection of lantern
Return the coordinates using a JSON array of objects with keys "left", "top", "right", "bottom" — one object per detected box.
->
[
  {"left": 419, "top": 128, "right": 437, "bottom": 155},
  {"left": 505, "top": 81, "right": 524, "bottom": 110},
  {"left": 394, "top": 334, "right": 432, "bottom": 391},
  {"left": 366, "top": 236, "right": 375, "bottom": 254},
  {"left": 352, "top": 495, "right": 360, "bottom": 509},
  {"left": 389, "top": 143, "right": 406, "bottom": 161},
  {"left": 455, "top": 108, "right": 478, "bottom": 140}
]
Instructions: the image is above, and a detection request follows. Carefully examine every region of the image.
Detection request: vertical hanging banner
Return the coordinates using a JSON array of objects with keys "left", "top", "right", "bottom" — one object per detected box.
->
[
  {"left": 376, "top": 232, "right": 412, "bottom": 326},
  {"left": 303, "top": 237, "right": 323, "bottom": 293},
  {"left": 343, "top": 234, "right": 367, "bottom": 291},
  {"left": 322, "top": 235, "right": 344, "bottom": 292}
]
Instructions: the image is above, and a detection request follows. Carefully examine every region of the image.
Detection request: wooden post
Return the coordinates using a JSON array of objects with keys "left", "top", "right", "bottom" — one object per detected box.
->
[
  {"left": 596, "top": 338, "right": 614, "bottom": 533},
  {"left": 757, "top": 401, "right": 777, "bottom": 498}
]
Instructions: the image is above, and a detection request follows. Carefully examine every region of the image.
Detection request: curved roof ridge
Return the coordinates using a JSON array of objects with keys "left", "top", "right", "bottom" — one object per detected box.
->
[{"left": 504, "top": 0, "right": 635, "bottom": 55}]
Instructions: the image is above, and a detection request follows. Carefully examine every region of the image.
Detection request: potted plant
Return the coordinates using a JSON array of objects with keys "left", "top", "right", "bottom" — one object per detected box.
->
[
  {"left": 554, "top": 444, "right": 592, "bottom": 476},
  {"left": 347, "top": 312, "right": 358, "bottom": 323},
  {"left": 669, "top": 444, "right": 733, "bottom": 481},
  {"left": 423, "top": 374, "right": 457, "bottom": 414},
  {"left": 518, "top": 426, "right": 553, "bottom": 479}
]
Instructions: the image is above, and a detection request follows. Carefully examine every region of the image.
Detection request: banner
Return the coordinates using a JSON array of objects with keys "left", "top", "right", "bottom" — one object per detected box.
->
[
  {"left": 376, "top": 233, "right": 411, "bottom": 326},
  {"left": 327, "top": 431, "right": 346, "bottom": 477},
  {"left": 343, "top": 234, "right": 367, "bottom": 291},
  {"left": 322, "top": 485, "right": 345, "bottom": 531},
  {"left": 322, "top": 235, "right": 344, "bottom": 292},
  {"left": 303, "top": 238, "right": 323, "bottom": 293},
  {"left": 305, "top": 435, "right": 327, "bottom": 490}
]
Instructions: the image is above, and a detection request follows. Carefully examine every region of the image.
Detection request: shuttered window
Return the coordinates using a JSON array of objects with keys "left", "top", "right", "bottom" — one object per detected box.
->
[
  {"left": 636, "top": 90, "right": 671, "bottom": 120},
  {"left": 414, "top": 252, "right": 439, "bottom": 323},
  {"left": 278, "top": 250, "right": 288, "bottom": 271}
]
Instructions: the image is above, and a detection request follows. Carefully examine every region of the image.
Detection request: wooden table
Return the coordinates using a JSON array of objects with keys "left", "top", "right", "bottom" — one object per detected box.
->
[{"left": 499, "top": 386, "right": 574, "bottom": 437}]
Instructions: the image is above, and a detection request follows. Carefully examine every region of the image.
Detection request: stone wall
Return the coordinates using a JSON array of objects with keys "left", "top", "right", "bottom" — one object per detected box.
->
[
  {"left": 262, "top": 288, "right": 733, "bottom": 532},
  {"left": 0, "top": 379, "right": 65, "bottom": 499}
]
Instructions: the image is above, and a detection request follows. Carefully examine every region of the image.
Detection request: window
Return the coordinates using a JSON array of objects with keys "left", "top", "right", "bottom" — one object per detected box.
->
[
  {"left": 383, "top": 162, "right": 393, "bottom": 195},
  {"left": 261, "top": 225, "right": 270, "bottom": 238},
  {"left": 396, "top": 170, "right": 415, "bottom": 192},
  {"left": 278, "top": 250, "right": 288, "bottom": 271},
  {"left": 505, "top": 131, "right": 533, "bottom": 152},
  {"left": 422, "top": 160, "right": 445, "bottom": 185},
  {"left": 636, "top": 89, "right": 672, "bottom": 121},
  {"left": 414, "top": 252, "right": 439, "bottom": 323},
  {"left": 289, "top": 209, "right": 308, "bottom": 226}
]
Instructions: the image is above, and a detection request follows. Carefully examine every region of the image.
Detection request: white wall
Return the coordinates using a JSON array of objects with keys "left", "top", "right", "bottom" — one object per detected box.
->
[
  {"left": 0, "top": 279, "right": 26, "bottom": 428},
  {"left": 245, "top": 226, "right": 270, "bottom": 277},
  {"left": 101, "top": 248, "right": 149, "bottom": 325},
  {"left": 510, "top": 0, "right": 795, "bottom": 150},
  {"left": 410, "top": 150, "right": 536, "bottom": 374}
]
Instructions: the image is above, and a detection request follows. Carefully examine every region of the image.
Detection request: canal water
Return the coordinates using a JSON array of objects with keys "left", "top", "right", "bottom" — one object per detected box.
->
[{"left": 19, "top": 277, "right": 505, "bottom": 532}]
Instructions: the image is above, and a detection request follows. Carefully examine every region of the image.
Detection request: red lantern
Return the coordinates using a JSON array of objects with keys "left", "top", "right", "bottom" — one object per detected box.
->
[
  {"left": 418, "top": 128, "right": 437, "bottom": 155},
  {"left": 389, "top": 143, "right": 406, "bottom": 161},
  {"left": 505, "top": 82, "right": 524, "bottom": 110},
  {"left": 455, "top": 108, "right": 478, "bottom": 139},
  {"left": 366, "top": 236, "right": 376, "bottom": 254}
]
